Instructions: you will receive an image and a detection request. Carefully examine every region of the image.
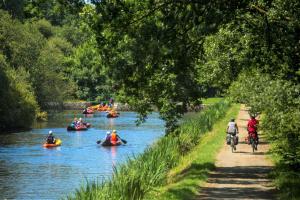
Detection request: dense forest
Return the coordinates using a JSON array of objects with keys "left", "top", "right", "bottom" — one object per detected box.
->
[
  {"left": 0, "top": 0, "right": 112, "bottom": 130},
  {"left": 0, "top": 0, "right": 299, "bottom": 197}
]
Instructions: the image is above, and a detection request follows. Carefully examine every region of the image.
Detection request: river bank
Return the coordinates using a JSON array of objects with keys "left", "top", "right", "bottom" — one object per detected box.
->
[
  {"left": 44, "top": 102, "right": 132, "bottom": 111},
  {"left": 44, "top": 102, "right": 206, "bottom": 112}
]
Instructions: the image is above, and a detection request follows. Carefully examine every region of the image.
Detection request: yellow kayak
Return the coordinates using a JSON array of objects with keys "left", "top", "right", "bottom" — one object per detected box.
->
[{"left": 43, "top": 139, "right": 62, "bottom": 148}]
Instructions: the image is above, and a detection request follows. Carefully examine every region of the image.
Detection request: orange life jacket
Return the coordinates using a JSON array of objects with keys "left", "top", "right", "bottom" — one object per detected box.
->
[{"left": 111, "top": 133, "right": 117, "bottom": 142}]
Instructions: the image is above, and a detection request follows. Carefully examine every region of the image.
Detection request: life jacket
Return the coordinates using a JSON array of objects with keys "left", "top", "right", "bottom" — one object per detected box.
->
[
  {"left": 47, "top": 136, "right": 55, "bottom": 144},
  {"left": 111, "top": 133, "right": 117, "bottom": 142},
  {"left": 248, "top": 119, "right": 258, "bottom": 133}
]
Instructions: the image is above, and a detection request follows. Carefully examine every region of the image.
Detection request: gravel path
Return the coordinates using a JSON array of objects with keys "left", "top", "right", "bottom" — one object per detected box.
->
[{"left": 197, "top": 105, "right": 276, "bottom": 200}]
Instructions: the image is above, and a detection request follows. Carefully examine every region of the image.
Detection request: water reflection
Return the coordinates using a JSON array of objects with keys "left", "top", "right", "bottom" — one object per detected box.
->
[{"left": 0, "top": 112, "right": 164, "bottom": 200}]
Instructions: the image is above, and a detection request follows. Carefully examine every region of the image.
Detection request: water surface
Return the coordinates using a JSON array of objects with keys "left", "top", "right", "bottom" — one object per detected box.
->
[{"left": 0, "top": 111, "right": 164, "bottom": 199}]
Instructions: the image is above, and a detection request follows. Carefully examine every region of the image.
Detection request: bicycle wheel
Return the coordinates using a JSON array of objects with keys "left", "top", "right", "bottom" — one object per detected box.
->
[
  {"left": 231, "top": 137, "right": 235, "bottom": 153},
  {"left": 251, "top": 138, "right": 255, "bottom": 152}
]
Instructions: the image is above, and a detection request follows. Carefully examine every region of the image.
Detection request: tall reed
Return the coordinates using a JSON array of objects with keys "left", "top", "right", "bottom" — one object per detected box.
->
[{"left": 67, "top": 101, "right": 231, "bottom": 200}]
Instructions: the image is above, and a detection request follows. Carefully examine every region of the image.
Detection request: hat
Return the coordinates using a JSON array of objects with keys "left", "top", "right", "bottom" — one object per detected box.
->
[
  {"left": 49, "top": 130, "right": 53, "bottom": 135},
  {"left": 106, "top": 131, "right": 111, "bottom": 135},
  {"left": 112, "top": 130, "right": 117, "bottom": 133}
]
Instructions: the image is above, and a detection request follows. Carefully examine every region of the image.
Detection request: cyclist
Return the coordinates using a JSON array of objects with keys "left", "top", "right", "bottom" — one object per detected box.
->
[
  {"left": 226, "top": 118, "right": 239, "bottom": 149},
  {"left": 247, "top": 115, "right": 259, "bottom": 146}
]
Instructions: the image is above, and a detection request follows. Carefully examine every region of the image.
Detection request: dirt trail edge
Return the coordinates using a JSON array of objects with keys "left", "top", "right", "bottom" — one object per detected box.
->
[{"left": 197, "top": 105, "right": 276, "bottom": 200}]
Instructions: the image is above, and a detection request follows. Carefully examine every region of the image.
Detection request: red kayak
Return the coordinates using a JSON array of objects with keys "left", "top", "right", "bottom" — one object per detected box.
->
[
  {"left": 106, "top": 113, "right": 119, "bottom": 118},
  {"left": 67, "top": 125, "right": 88, "bottom": 131},
  {"left": 83, "top": 109, "right": 94, "bottom": 114},
  {"left": 83, "top": 123, "right": 91, "bottom": 128},
  {"left": 100, "top": 140, "right": 122, "bottom": 146}
]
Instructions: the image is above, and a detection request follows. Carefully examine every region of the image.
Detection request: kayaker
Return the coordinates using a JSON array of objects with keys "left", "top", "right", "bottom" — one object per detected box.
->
[
  {"left": 110, "top": 130, "right": 120, "bottom": 144},
  {"left": 105, "top": 131, "right": 111, "bottom": 141},
  {"left": 46, "top": 130, "right": 56, "bottom": 144},
  {"left": 78, "top": 118, "right": 83, "bottom": 126},
  {"left": 72, "top": 118, "right": 78, "bottom": 126}
]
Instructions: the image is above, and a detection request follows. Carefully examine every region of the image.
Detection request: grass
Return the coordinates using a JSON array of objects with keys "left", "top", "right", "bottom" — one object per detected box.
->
[
  {"left": 202, "top": 97, "right": 224, "bottom": 105},
  {"left": 67, "top": 101, "right": 236, "bottom": 200},
  {"left": 144, "top": 103, "right": 240, "bottom": 200}
]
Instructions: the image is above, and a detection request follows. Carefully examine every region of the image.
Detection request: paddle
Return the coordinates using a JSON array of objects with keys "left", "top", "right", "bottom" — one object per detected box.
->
[{"left": 117, "top": 136, "right": 127, "bottom": 144}]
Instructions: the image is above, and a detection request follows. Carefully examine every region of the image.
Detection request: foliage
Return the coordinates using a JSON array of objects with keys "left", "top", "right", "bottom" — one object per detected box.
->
[
  {"left": 67, "top": 101, "right": 231, "bottom": 200},
  {"left": 229, "top": 70, "right": 300, "bottom": 169},
  {"left": 0, "top": 0, "right": 24, "bottom": 19},
  {"left": 65, "top": 36, "right": 111, "bottom": 101},
  {"left": 0, "top": 55, "right": 38, "bottom": 131},
  {"left": 90, "top": 0, "right": 249, "bottom": 132},
  {"left": 23, "top": 0, "right": 85, "bottom": 25},
  {"left": 0, "top": 10, "right": 45, "bottom": 69}
]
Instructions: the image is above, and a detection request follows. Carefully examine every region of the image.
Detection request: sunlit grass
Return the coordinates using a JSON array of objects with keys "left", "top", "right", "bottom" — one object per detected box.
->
[{"left": 202, "top": 97, "right": 224, "bottom": 105}]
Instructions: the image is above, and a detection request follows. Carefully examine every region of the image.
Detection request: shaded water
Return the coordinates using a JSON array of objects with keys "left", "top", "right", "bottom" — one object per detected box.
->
[{"left": 0, "top": 111, "right": 165, "bottom": 200}]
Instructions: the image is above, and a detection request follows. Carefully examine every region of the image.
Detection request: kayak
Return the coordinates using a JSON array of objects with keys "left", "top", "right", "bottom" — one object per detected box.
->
[
  {"left": 43, "top": 139, "right": 62, "bottom": 148},
  {"left": 97, "top": 105, "right": 111, "bottom": 111},
  {"left": 100, "top": 140, "right": 122, "bottom": 146},
  {"left": 88, "top": 105, "right": 100, "bottom": 110},
  {"left": 67, "top": 125, "right": 88, "bottom": 131},
  {"left": 83, "top": 110, "right": 94, "bottom": 114},
  {"left": 83, "top": 123, "right": 91, "bottom": 128},
  {"left": 106, "top": 113, "right": 119, "bottom": 118}
]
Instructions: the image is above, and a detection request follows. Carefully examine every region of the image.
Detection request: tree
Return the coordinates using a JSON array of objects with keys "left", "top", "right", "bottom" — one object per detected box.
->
[
  {"left": 90, "top": 0, "right": 249, "bottom": 132},
  {"left": 0, "top": 53, "right": 38, "bottom": 131}
]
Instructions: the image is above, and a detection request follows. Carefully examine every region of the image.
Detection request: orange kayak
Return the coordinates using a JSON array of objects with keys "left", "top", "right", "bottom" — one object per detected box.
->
[{"left": 43, "top": 139, "right": 62, "bottom": 148}]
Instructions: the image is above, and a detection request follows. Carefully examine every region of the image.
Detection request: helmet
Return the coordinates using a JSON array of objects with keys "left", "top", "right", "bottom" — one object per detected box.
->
[
  {"left": 106, "top": 131, "right": 111, "bottom": 135},
  {"left": 112, "top": 130, "right": 117, "bottom": 133},
  {"left": 79, "top": 118, "right": 82, "bottom": 121},
  {"left": 49, "top": 130, "right": 53, "bottom": 135}
]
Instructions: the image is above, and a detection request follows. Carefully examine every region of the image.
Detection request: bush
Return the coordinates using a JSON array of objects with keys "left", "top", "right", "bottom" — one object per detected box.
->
[{"left": 0, "top": 57, "right": 38, "bottom": 131}]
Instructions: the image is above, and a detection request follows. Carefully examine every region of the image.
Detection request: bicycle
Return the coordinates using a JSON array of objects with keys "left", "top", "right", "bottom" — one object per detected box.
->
[
  {"left": 227, "top": 132, "right": 238, "bottom": 153},
  {"left": 249, "top": 132, "right": 258, "bottom": 152}
]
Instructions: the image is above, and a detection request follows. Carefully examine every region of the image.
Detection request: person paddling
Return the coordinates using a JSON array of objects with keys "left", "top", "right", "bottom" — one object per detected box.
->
[
  {"left": 102, "top": 131, "right": 111, "bottom": 145},
  {"left": 46, "top": 130, "right": 56, "bottom": 144},
  {"left": 111, "top": 130, "right": 127, "bottom": 144},
  {"left": 110, "top": 130, "right": 120, "bottom": 145},
  {"left": 96, "top": 130, "right": 127, "bottom": 145}
]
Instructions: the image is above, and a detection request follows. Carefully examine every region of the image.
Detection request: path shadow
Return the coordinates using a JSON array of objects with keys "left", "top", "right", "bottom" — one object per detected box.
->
[
  {"left": 175, "top": 163, "right": 215, "bottom": 182},
  {"left": 197, "top": 166, "right": 276, "bottom": 200},
  {"left": 234, "top": 151, "right": 269, "bottom": 155}
]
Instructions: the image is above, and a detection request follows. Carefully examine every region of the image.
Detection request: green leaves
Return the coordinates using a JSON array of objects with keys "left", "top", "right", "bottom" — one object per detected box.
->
[{"left": 229, "top": 70, "right": 300, "bottom": 170}]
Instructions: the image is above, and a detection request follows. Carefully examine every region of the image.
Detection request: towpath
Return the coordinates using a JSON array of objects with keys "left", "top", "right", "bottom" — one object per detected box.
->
[{"left": 197, "top": 105, "right": 276, "bottom": 200}]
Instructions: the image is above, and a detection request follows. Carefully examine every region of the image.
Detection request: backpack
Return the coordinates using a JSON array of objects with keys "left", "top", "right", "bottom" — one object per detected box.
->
[{"left": 227, "top": 122, "right": 237, "bottom": 134}]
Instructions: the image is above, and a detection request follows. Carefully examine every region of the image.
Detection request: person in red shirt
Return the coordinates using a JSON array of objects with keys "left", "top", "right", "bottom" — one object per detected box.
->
[{"left": 247, "top": 115, "right": 259, "bottom": 144}]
